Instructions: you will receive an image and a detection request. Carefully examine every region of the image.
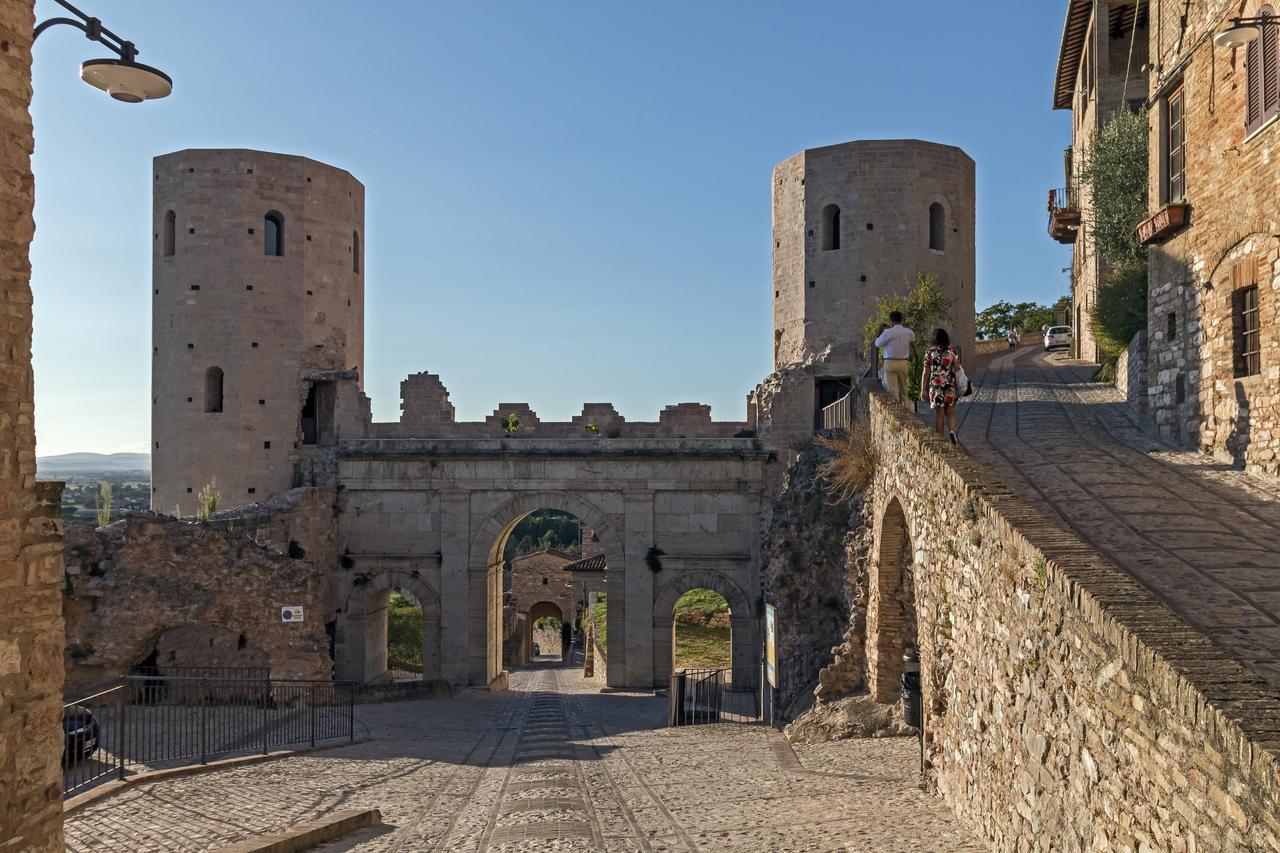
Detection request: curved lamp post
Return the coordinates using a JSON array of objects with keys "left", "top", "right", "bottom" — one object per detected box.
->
[
  {"left": 1214, "top": 16, "right": 1276, "bottom": 49},
  {"left": 34, "top": 0, "right": 171, "bottom": 102}
]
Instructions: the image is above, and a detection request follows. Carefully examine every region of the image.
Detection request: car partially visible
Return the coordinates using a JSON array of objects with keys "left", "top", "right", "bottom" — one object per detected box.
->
[
  {"left": 1043, "top": 325, "right": 1073, "bottom": 351},
  {"left": 63, "top": 704, "right": 100, "bottom": 765}
]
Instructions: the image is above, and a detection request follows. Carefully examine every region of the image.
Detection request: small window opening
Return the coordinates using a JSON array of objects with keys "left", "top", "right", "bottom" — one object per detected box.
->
[
  {"left": 264, "top": 212, "right": 284, "bottom": 256},
  {"left": 821, "top": 204, "right": 840, "bottom": 251},
  {"left": 204, "top": 367, "right": 224, "bottom": 413},
  {"left": 353, "top": 231, "right": 361, "bottom": 273},
  {"left": 1234, "top": 284, "right": 1261, "bottom": 377},
  {"left": 929, "top": 203, "right": 946, "bottom": 251},
  {"left": 163, "top": 210, "right": 176, "bottom": 256},
  {"left": 1167, "top": 312, "right": 1177, "bottom": 340}
]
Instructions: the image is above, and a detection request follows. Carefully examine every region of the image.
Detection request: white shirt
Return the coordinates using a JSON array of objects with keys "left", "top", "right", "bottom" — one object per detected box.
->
[{"left": 874, "top": 324, "right": 915, "bottom": 360}]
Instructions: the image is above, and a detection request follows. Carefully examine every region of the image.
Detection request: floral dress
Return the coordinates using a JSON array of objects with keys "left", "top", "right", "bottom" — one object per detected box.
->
[{"left": 924, "top": 345, "right": 959, "bottom": 409}]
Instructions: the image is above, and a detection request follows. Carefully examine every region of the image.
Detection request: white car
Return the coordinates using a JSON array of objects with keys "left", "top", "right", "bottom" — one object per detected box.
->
[{"left": 1043, "top": 325, "right": 1073, "bottom": 351}]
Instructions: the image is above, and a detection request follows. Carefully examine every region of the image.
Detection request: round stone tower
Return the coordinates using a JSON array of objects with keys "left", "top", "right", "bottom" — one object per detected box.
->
[
  {"left": 151, "top": 149, "right": 365, "bottom": 515},
  {"left": 770, "top": 139, "right": 976, "bottom": 373}
]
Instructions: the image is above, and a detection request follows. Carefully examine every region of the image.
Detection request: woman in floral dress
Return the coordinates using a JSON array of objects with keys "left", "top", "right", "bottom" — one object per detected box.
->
[{"left": 919, "top": 327, "right": 961, "bottom": 445}]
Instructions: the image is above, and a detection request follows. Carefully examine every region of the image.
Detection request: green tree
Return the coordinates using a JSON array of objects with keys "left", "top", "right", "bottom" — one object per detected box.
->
[
  {"left": 1080, "top": 108, "right": 1149, "bottom": 267},
  {"left": 1091, "top": 259, "right": 1148, "bottom": 356},
  {"left": 975, "top": 300, "right": 1016, "bottom": 339},
  {"left": 95, "top": 482, "right": 112, "bottom": 528},
  {"left": 864, "top": 273, "right": 954, "bottom": 401}
]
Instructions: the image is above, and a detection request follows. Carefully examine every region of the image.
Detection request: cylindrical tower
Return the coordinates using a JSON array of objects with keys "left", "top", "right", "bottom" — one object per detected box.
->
[
  {"left": 151, "top": 149, "right": 365, "bottom": 515},
  {"left": 771, "top": 140, "right": 976, "bottom": 372}
]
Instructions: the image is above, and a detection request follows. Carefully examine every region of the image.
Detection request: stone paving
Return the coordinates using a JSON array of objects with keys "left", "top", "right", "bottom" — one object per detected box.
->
[
  {"left": 956, "top": 345, "right": 1280, "bottom": 689},
  {"left": 63, "top": 660, "right": 981, "bottom": 852}
]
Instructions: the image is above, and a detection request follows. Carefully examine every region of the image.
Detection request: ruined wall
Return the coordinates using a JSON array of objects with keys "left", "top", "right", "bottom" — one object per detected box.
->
[
  {"left": 0, "top": 2, "right": 64, "bottom": 848},
  {"left": 760, "top": 444, "right": 859, "bottom": 718},
  {"left": 866, "top": 387, "right": 1280, "bottom": 851},
  {"left": 63, "top": 488, "right": 337, "bottom": 694}
]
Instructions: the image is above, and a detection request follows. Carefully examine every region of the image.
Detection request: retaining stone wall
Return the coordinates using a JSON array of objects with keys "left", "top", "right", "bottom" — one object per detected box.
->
[
  {"left": 1115, "top": 330, "right": 1148, "bottom": 419},
  {"left": 866, "top": 388, "right": 1280, "bottom": 850},
  {"left": 0, "top": 3, "right": 64, "bottom": 848}
]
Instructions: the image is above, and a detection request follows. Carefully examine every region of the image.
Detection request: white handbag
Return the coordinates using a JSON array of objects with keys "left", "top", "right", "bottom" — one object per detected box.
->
[{"left": 955, "top": 365, "right": 972, "bottom": 397}]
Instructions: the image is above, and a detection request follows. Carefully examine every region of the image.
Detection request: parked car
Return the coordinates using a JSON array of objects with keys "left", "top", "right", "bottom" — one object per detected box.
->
[
  {"left": 62, "top": 704, "right": 99, "bottom": 765},
  {"left": 1043, "top": 325, "right": 1073, "bottom": 351}
]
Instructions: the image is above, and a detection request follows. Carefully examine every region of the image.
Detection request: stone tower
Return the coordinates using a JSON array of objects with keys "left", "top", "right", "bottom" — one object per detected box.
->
[
  {"left": 151, "top": 149, "right": 365, "bottom": 515},
  {"left": 771, "top": 140, "right": 976, "bottom": 373}
]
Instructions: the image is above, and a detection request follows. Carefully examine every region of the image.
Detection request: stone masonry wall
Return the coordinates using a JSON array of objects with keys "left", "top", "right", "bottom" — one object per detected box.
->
[
  {"left": 1144, "top": 0, "right": 1280, "bottom": 471},
  {"left": 62, "top": 488, "right": 337, "bottom": 694},
  {"left": 866, "top": 387, "right": 1280, "bottom": 851},
  {"left": 1115, "top": 329, "right": 1148, "bottom": 418},
  {"left": 0, "top": 2, "right": 64, "bottom": 849}
]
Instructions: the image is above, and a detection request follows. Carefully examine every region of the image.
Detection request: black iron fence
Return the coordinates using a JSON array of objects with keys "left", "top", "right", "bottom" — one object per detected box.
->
[
  {"left": 667, "top": 668, "right": 761, "bottom": 726},
  {"left": 63, "top": 674, "right": 354, "bottom": 798}
]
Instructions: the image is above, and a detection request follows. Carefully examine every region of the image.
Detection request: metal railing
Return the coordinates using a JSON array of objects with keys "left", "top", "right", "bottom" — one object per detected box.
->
[
  {"left": 821, "top": 393, "right": 853, "bottom": 431},
  {"left": 63, "top": 674, "right": 354, "bottom": 798},
  {"left": 1047, "top": 185, "right": 1077, "bottom": 212},
  {"left": 666, "top": 668, "right": 760, "bottom": 726}
]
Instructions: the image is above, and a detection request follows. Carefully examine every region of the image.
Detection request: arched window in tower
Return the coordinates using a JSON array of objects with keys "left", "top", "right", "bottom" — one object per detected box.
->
[
  {"left": 821, "top": 204, "right": 841, "bottom": 251},
  {"left": 204, "top": 367, "right": 224, "bottom": 413},
  {"left": 928, "top": 203, "right": 946, "bottom": 252},
  {"left": 264, "top": 212, "right": 284, "bottom": 257},
  {"left": 352, "top": 230, "right": 360, "bottom": 274},
  {"left": 163, "top": 210, "right": 176, "bottom": 257}
]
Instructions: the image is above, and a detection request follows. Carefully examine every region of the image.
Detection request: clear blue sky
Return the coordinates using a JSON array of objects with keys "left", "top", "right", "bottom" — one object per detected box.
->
[{"left": 31, "top": 0, "right": 1072, "bottom": 456}]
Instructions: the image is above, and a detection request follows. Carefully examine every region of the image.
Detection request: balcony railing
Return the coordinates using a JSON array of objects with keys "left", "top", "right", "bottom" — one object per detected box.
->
[{"left": 1048, "top": 185, "right": 1080, "bottom": 244}]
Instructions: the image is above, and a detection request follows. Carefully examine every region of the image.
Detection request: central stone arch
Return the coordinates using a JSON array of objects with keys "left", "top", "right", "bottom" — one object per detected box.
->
[
  {"left": 867, "top": 495, "right": 915, "bottom": 702},
  {"left": 468, "top": 490, "right": 625, "bottom": 688},
  {"left": 653, "top": 569, "right": 756, "bottom": 689}
]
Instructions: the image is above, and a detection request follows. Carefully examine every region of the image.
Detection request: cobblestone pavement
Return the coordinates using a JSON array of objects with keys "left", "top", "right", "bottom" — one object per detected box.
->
[
  {"left": 957, "top": 345, "right": 1280, "bottom": 689},
  {"left": 64, "top": 661, "right": 982, "bottom": 852}
]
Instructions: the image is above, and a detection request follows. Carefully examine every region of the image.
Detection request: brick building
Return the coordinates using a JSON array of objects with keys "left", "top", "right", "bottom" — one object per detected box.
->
[
  {"left": 1051, "top": 0, "right": 1150, "bottom": 363},
  {"left": 1139, "top": 0, "right": 1280, "bottom": 473}
]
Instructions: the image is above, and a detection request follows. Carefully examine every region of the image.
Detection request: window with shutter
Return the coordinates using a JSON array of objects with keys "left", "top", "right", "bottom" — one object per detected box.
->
[
  {"left": 1165, "top": 88, "right": 1185, "bottom": 202},
  {"left": 1247, "top": 7, "right": 1280, "bottom": 134}
]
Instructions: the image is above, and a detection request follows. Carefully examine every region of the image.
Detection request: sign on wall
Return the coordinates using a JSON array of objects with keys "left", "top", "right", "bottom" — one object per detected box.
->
[
  {"left": 281, "top": 606, "right": 305, "bottom": 623},
  {"left": 764, "top": 603, "right": 777, "bottom": 688}
]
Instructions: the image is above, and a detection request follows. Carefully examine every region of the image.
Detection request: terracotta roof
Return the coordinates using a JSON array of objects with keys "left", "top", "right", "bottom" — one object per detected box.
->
[
  {"left": 565, "top": 553, "right": 606, "bottom": 573},
  {"left": 1054, "top": 0, "right": 1093, "bottom": 110}
]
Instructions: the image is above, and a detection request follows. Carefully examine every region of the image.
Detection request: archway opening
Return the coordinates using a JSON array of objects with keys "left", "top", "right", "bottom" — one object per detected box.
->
[
  {"left": 869, "top": 498, "right": 918, "bottom": 705},
  {"left": 385, "top": 588, "right": 425, "bottom": 682},
  {"left": 672, "top": 588, "right": 732, "bottom": 678},
  {"left": 497, "top": 509, "right": 590, "bottom": 671}
]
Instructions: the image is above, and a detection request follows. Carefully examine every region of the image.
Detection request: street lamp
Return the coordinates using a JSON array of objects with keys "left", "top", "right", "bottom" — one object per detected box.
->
[
  {"left": 34, "top": 0, "right": 171, "bottom": 102},
  {"left": 1214, "top": 16, "right": 1275, "bottom": 49}
]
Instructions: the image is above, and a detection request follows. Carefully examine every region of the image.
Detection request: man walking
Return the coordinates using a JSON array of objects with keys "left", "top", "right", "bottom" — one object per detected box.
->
[{"left": 874, "top": 310, "right": 915, "bottom": 405}]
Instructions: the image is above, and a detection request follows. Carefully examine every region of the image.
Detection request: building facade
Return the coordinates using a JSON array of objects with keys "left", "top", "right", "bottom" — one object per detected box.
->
[
  {"left": 1140, "top": 0, "right": 1280, "bottom": 473},
  {"left": 151, "top": 150, "right": 365, "bottom": 515},
  {"left": 1051, "top": 0, "right": 1150, "bottom": 363}
]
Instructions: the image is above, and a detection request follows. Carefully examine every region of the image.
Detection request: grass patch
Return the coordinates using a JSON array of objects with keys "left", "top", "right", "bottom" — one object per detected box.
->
[
  {"left": 674, "top": 588, "right": 729, "bottom": 618},
  {"left": 387, "top": 591, "right": 423, "bottom": 665},
  {"left": 673, "top": 623, "right": 731, "bottom": 671}
]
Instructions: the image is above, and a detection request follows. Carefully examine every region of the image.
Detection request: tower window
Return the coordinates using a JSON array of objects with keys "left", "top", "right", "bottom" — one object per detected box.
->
[
  {"left": 204, "top": 367, "right": 224, "bottom": 413},
  {"left": 353, "top": 231, "right": 361, "bottom": 274},
  {"left": 163, "top": 210, "right": 176, "bottom": 256},
  {"left": 929, "top": 203, "right": 946, "bottom": 251},
  {"left": 264, "top": 212, "right": 284, "bottom": 256},
  {"left": 821, "top": 204, "right": 840, "bottom": 251},
  {"left": 1167, "top": 312, "right": 1177, "bottom": 341}
]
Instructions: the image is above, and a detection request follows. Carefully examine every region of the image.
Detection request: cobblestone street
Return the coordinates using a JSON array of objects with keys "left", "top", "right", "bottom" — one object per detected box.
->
[
  {"left": 64, "top": 661, "right": 981, "bottom": 852},
  {"left": 959, "top": 346, "right": 1280, "bottom": 689}
]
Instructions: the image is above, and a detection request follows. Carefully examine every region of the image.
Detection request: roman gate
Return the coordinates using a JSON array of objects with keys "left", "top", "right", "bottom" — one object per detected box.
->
[{"left": 331, "top": 373, "right": 768, "bottom": 690}]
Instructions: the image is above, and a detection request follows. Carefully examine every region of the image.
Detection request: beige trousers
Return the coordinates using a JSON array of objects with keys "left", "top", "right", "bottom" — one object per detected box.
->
[{"left": 884, "top": 358, "right": 910, "bottom": 404}]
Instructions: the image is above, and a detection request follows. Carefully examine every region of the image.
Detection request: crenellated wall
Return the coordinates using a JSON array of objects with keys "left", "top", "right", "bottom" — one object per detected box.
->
[{"left": 863, "top": 386, "right": 1280, "bottom": 851}]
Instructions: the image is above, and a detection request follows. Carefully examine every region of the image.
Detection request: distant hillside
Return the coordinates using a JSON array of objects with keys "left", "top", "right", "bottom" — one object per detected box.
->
[{"left": 37, "top": 452, "right": 150, "bottom": 475}]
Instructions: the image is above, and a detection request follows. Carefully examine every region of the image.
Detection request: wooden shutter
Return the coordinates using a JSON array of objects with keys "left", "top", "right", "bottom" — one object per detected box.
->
[
  {"left": 1265, "top": 8, "right": 1280, "bottom": 122},
  {"left": 1249, "top": 34, "right": 1265, "bottom": 131}
]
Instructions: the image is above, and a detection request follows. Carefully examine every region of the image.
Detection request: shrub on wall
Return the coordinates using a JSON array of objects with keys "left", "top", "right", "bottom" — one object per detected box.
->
[
  {"left": 1079, "top": 108, "right": 1149, "bottom": 267},
  {"left": 1091, "top": 259, "right": 1148, "bottom": 357}
]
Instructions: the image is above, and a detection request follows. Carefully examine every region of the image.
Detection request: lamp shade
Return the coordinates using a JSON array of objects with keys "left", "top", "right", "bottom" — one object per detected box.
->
[
  {"left": 1214, "top": 22, "right": 1261, "bottom": 48},
  {"left": 80, "top": 58, "right": 172, "bottom": 102}
]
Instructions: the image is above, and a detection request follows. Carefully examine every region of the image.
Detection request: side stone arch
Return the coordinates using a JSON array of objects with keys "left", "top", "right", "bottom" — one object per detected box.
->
[
  {"left": 467, "top": 490, "right": 624, "bottom": 686},
  {"left": 867, "top": 494, "right": 916, "bottom": 702},
  {"left": 653, "top": 569, "right": 756, "bottom": 689},
  {"left": 336, "top": 568, "right": 442, "bottom": 683}
]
